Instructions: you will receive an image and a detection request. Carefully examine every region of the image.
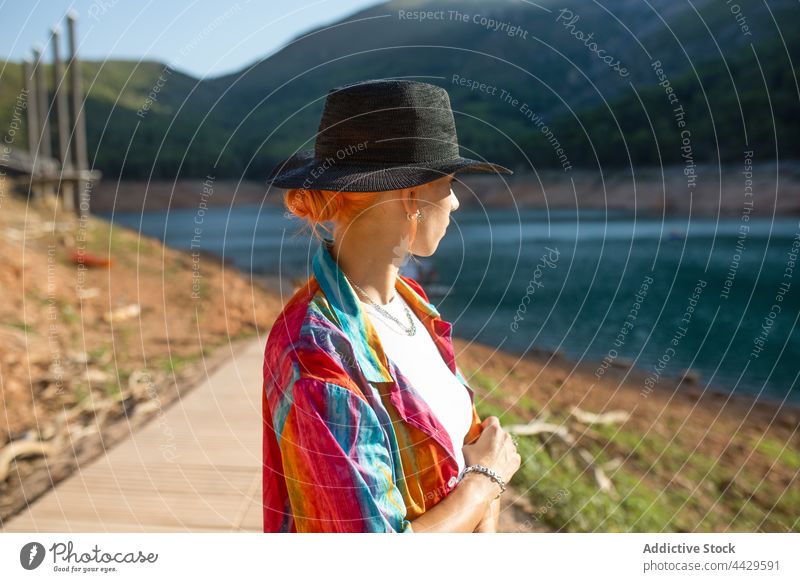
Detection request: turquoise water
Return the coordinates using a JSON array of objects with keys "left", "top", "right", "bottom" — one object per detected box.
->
[{"left": 99, "top": 206, "right": 800, "bottom": 404}]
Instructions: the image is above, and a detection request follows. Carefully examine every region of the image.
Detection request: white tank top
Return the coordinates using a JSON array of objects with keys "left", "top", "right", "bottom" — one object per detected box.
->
[{"left": 362, "top": 291, "right": 473, "bottom": 474}]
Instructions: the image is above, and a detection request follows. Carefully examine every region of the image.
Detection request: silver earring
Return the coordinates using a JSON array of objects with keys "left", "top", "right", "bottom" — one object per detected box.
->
[{"left": 406, "top": 209, "right": 424, "bottom": 221}]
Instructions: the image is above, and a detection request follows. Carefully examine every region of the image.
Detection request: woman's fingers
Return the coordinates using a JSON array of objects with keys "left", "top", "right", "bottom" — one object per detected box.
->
[{"left": 483, "top": 415, "right": 500, "bottom": 428}]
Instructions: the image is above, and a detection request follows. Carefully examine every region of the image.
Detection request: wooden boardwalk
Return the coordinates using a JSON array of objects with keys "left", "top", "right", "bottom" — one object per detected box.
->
[{"left": 2, "top": 338, "right": 266, "bottom": 532}]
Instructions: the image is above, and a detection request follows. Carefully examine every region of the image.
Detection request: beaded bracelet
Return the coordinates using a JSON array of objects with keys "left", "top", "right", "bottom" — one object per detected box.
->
[{"left": 457, "top": 464, "right": 506, "bottom": 499}]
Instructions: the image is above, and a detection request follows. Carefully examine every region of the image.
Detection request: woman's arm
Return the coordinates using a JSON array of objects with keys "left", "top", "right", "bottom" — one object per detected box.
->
[
  {"left": 473, "top": 497, "right": 500, "bottom": 532},
  {"left": 409, "top": 472, "right": 500, "bottom": 533},
  {"left": 273, "top": 374, "right": 414, "bottom": 532}
]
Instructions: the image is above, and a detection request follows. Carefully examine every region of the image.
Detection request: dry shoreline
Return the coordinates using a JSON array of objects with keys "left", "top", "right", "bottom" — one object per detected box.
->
[
  {"left": 0, "top": 194, "right": 280, "bottom": 524},
  {"left": 517, "top": 342, "right": 800, "bottom": 417}
]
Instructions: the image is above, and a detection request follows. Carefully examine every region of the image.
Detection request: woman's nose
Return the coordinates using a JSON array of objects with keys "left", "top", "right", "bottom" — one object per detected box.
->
[{"left": 450, "top": 189, "right": 459, "bottom": 211}]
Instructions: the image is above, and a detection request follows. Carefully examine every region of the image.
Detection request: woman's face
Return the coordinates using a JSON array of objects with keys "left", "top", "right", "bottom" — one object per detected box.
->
[{"left": 409, "top": 173, "right": 459, "bottom": 257}]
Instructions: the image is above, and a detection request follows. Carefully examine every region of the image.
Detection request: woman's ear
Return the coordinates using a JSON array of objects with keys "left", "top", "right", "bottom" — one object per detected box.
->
[{"left": 400, "top": 188, "right": 417, "bottom": 216}]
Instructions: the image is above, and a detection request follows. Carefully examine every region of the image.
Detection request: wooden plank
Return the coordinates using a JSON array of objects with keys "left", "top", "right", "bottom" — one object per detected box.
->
[{"left": 1, "top": 338, "right": 266, "bottom": 532}]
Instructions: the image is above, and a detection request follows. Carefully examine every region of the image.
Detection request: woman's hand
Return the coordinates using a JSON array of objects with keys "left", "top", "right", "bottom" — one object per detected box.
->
[
  {"left": 462, "top": 415, "right": 521, "bottom": 487},
  {"left": 409, "top": 416, "right": 520, "bottom": 533}
]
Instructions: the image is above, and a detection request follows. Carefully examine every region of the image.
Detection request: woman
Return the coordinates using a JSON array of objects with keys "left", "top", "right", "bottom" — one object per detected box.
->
[{"left": 262, "top": 78, "right": 521, "bottom": 533}]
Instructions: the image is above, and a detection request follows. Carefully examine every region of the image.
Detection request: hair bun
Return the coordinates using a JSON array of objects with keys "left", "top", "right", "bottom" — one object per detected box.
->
[
  {"left": 284, "top": 189, "right": 339, "bottom": 223},
  {"left": 282, "top": 188, "right": 381, "bottom": 241}
]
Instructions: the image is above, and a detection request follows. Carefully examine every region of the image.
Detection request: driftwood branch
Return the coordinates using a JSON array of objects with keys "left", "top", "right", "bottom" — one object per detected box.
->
[
  {"left": 504, "top": 406, "right": 635, "bottom": 497},
  {"left": 0, "top": 440, "right": 58, "bottom": 482},
  {"left": 576, "top": 447, "right": 616, "bottom": 495},
  {"left": 569, "top": 406, "right": 630, "bottom": 425},
  {"left": 506, "top": 421, "right": 575, "bottom": 444}
]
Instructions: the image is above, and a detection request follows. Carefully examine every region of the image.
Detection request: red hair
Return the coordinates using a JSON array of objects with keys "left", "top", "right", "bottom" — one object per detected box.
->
[{"left": 283, "top": 188, "right": 419, "bottom": 248}]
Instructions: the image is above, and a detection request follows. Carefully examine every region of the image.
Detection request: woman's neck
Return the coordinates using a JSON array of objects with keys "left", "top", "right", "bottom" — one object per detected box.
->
[{"left": 329, "top": 235, "right": 401, "bottom": 306}]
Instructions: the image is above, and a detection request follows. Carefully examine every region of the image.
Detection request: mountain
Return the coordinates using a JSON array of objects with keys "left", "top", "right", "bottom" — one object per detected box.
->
[{"left": 1, "top": 0, "right": 797, "bottom": 179}]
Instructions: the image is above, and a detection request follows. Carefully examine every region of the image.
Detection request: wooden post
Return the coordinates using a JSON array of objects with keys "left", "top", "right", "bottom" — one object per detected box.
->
[
  {"left": 32, "top": 45, "right": 52, "bottom": 162},
  {"left": 51, "top": 25, "right": 74, "bottom": 212},
  {"left": 23, "top": 57, "right": 42, "bottom": 201},
  {"left": 67, "top": 10, "right": 89, "bottom": 219}
]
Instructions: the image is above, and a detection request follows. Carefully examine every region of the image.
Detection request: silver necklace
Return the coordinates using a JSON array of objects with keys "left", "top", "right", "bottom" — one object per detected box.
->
[{"left": 346, "top": 276, "right": 417, "bottom": 336}]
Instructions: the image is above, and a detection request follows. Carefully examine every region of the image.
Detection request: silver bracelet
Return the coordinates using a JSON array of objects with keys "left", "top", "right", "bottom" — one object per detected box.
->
[{"left": 457, "top": 464, "right": 506, "bottom": 499}]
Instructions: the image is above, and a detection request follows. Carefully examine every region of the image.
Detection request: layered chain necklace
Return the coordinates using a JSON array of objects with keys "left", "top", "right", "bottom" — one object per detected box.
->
[{"left": 345, "top": 275, "right": 417, "bottom": 336}]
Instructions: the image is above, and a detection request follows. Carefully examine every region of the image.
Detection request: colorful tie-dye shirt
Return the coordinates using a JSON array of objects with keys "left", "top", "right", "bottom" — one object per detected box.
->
[{"left": 262, "top": 237, "right": 484, "bottom": 533}]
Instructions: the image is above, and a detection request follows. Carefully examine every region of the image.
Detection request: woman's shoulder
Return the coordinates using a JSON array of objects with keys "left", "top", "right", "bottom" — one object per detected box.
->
[
  {"left": 263, "top": 275, "right": 353, "bottom": 370},
  {"left": 265, "top": 275, "right": 316, "bottom": 335},
  {"left": 262, "top": 275, "right": 371, "bottom": 404}
]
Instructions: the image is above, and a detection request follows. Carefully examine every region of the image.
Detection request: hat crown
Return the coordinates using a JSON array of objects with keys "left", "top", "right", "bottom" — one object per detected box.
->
[{"left": 314, "top": 79, "right": 460, "bottom": 164}]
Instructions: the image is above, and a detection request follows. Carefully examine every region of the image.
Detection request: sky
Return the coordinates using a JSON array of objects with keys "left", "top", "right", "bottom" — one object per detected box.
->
[{"left": 0, "top": 0, "right": 387, "bottom": 79}]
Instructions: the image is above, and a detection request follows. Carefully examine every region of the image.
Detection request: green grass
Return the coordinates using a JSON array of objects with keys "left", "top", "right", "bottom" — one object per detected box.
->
[
  {"left": 102, "top": 379, "right": 125, "bottom": 403},
  {"left": 81, "top": 221, "right": 160, "bottom": 271},
  {"left": 74, "top": 383, "right": 90, "bottom": 407},
  {"left": 4, "top": 320, "right": 35, "bottom": 334},
  {"left": 88, "top": 346, "right": 110, "bottom": 362},
  {"left": 467, "top": 370, "right": 498, "bottom": 394},
  {"left": 156, "top": 351, "right": 203, "bottom": 376},
  {"left": 60, "top": 303, "right": 79, "bottom": 325},
  {"left": 753, "top": 436, "right": 800, "bottom": 469},
  {"left": 466, "top": 366, "right": 799, "bottom": 532}
]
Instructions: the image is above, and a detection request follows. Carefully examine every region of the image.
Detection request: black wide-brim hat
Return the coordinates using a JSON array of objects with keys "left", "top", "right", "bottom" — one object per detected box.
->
[{"left": 266, "top": 78, "right": 513, "bottom": 193}]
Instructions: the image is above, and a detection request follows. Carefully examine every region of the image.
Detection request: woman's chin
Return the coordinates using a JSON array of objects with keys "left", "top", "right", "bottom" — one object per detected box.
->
[{"left": 414, "top": 243, "right": 436, "bottom": 257}]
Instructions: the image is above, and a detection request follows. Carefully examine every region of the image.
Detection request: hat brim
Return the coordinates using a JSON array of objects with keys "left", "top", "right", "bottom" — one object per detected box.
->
[{"left": 266, "top": 149, "right": 512, "bottom": 192}]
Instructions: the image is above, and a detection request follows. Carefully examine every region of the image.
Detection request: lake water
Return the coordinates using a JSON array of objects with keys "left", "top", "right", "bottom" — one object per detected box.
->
[{"left": 98, "top": 206, "right": 800, "bottom": 404}]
